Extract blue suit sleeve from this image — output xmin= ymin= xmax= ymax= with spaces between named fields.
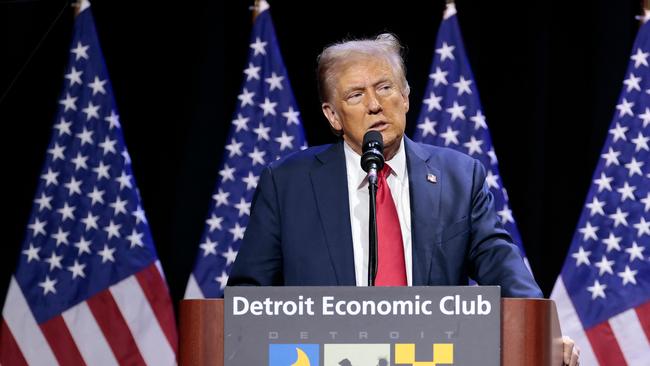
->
xmin=227 ymin=166 xmax=283 ymax=286
xmin=467 ymin=159 xmax=543 ymax=298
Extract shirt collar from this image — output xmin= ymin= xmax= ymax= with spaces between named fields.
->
xmin=343 ymin=137 xmax=407 ymax=191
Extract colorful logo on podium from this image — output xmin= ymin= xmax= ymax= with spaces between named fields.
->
xmin=324 ymin=344 xmax=390 ymax=365
xmin=269 ymin=344 xmax=319 ymax=366
xmin=395 ymin=343 xmax=454 ymax=365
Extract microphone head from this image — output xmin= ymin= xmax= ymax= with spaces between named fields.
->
xmin=361 ymin=131 xmax=385 ymax=173
xmin=362 ymin=130 xmax=383 ymax=152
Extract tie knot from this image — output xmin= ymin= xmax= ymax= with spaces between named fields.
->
xmin=379 ymin=164 xmax=392 ymax=180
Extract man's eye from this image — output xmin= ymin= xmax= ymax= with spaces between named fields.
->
xmin=377 ymin=85 xmax=393 ymax=95
xmin=347 ymin=93 xmax=362 ymax=102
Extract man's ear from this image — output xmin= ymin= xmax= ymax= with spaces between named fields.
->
xmin=403 ymin=93 xmax=410 ymax=113
xmin=322 ymin=102 xmax=342 ymax=133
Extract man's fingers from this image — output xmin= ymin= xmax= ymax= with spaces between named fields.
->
xmin=562 ymin=336 xmax=576 ymax=365
xmin=563 ymin=346 xmax=572 ymax=365
xmin=570 ymin=349 xmax=579 ymax=366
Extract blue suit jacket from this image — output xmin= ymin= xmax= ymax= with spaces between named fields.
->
xmin=228 ymin=138 xmax=542 ymax=298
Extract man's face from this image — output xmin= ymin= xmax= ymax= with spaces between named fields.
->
xmin=321 ymin=55 xmax=409 ymax=160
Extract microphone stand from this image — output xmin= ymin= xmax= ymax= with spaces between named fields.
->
xmin=367 ymin=165 xmax=378 ymax=287
xmin=361 ymin=130 xmax=383 ymax=287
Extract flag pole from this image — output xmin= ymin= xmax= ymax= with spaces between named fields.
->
xmin=252 ymin=0 xmax=260 ymax=22
xmin=72 ymin=0 xmax=90 ymax=17
xmin=640 ymin=0 xmax=650 ymax=24
xmin=252 ymin=0 xmax=269 ymax=22
xmin=72 ymin=1 xmax=83 ymax=17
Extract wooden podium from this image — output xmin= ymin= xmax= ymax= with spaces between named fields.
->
xmin=179 ymin=298 xmax=563 ymax=365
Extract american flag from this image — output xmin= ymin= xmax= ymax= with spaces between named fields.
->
xmin=184 ymin=0 xmax=306 ymax=299
xmin=413 ymin=2 xmax=531 ymax=268
xmin=0 ymin=2 xmax=177 ymax=365
xmin=550 ymin=14 xmax=650 ymax=366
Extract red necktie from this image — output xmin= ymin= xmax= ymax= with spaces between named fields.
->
xmin=374 ymin=164 xmax=407 ymax=286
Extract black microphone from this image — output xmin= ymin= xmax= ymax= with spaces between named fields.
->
xmin=361 ymin=130 xmax=384 ymax=286
xmin=361 ymin=130 xmax=385 ymax=185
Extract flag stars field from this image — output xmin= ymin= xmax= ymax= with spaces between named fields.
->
xmin=185 ymin=1 xmax=307 ymax=299
xmin=413 ymin=2 xmax=531 ymax=269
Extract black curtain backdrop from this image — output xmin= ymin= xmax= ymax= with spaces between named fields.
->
xmin=0 ymin=0 xmax=642 ymax=314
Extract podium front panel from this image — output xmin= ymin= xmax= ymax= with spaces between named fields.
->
xmin=224 ymin=286 xmax=500 ymax=365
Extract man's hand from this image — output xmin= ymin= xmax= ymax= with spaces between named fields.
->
xmin=562 ymin=335 xmax=580 ymax=366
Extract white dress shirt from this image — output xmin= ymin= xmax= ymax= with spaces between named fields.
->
xmin=343 ymin=138 xmax=413 ymax=286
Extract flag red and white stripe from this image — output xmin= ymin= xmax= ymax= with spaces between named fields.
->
xmin=2 ymin=262 xmax=177 ymax=366
xmin=552 ymin=278 xmax=650 ymax=365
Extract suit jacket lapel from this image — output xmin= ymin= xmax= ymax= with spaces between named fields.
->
xmin=405 ymin=138 xmax=443 ymax=286
xmin=310 ymin=142 xmax=356 ymax=285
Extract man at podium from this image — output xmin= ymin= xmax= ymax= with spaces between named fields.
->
xmin=229 ymin=33 xmax=539 ymax=296
xmin=228 ymin=34 xmax=578 ymax=365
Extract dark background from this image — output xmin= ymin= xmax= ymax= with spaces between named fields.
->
xmin=0 ymin=0 xmax=642 ymax=313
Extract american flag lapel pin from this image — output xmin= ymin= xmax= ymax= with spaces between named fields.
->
xmin=427 ymin=173 xmax=437 ymax=184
